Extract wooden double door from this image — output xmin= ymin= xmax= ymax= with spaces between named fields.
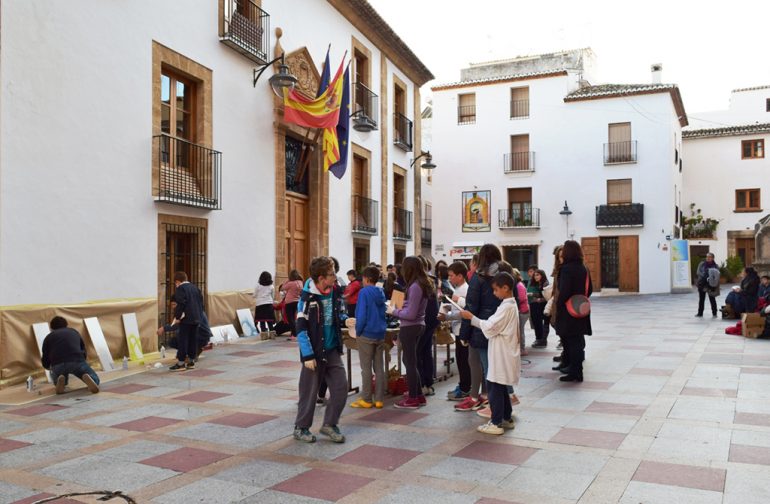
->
xmin=582 ymin=235 xmax=639 ymax=292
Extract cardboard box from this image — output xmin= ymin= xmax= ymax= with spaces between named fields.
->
xmin=390 ymin=289 xmax=405 ymax=310
xmin=741 ymin=313 xmax=765 ymax=339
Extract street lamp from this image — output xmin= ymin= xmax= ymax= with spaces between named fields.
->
xmin=559 ymin=200 xmax=572 ymax=239
xmin=410 ymin=151 xmax=436 ymax=170
xmin=253 ymin=53 xmax=298 ymax=97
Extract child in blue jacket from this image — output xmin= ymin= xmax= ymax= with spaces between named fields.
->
xmin=350 ymin=266 xmax=387 ymax=408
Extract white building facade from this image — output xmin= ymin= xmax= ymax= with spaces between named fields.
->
xmin=682 ymin=86 xmax=770 ymax=268
xmin=430 ymin=50 xmax=687 ymax=294
xmin=0 ymin=0 xmax=431 ymax=381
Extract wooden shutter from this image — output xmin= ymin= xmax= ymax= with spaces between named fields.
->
xmin=619 ymin=235 xmax=639 ymax=292
xmin=458 ymin=93 xmax=475 ymax=107
xmin=581 ymin=237 xmax=601 ymax=293
xmin=511 ymin=86 xmax=529 ymax=101
xmin=608 ymin=122 xmax=631 ymax=143
xmin=607 ymin=179 xmax=632 ymax=205
xmin=511 ymin=134 xmax=529 ymax=153
xmin=508 ymin=187 xmax=532 ymax=203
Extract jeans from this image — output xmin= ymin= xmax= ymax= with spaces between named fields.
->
xmin=477 ymin=347 xmax=512 ymax=394
xmin=518 ymin=312 xmax=530 ymax=351
xmin=487 ymin=380 xmax=512 ymax=426
xmin=468 ymin=345 xmax=487 ymax=398
xmin=51 ymin=361 xmax=100 ymax=386
xmin=400 ymin=324 xmax=425 ymax=398
xmin=530 ymin=302 xmax=546 ymax=341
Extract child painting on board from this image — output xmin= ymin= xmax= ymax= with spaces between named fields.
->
xmin=461 ymin=271 xmax=521 ymax=435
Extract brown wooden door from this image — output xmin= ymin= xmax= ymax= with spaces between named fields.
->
xmin=285 ymin=194 xmax=309 ymax=279
xmin=353 ymin=155 xmax=368 ymax=197
xmin=619 ymin=235 xmax=639 ymax=292
xmin=581 ymin=237 xmax=601 ymax=293
xmin=736 ymin=238 xmax=755 ymax=267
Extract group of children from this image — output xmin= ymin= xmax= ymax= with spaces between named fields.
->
xmin=289 ymin=253 xmax=525 ymax=443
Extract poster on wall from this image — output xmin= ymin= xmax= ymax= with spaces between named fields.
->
xmin=671 ymin=239 xmax=691 ymax=289
xmin=462 ymin=190 xmax=491 ymax=232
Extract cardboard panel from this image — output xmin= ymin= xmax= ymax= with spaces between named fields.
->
xmin=122 ymin=313 xmax=144 ymax=361
xmin=236 ymin=308 xmax=258 ymax=337
xmin=31 ymin=323 xmax=53 ymax=383
xmin=84 ymin=317 xmax=118 ymax=373
xmin=210 ymin=324 xmax=238 ymax=345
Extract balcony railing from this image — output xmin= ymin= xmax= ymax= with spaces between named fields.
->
xmin=421 ymin=219 xmax=432 ymax=248
xmin=221 ymin=0 xmax=269 ymax=64
xmin=351 ymin=195 xmax=378 ymax=235
xmin=596 ymin=203 xmax=644 ymax=227
xmin=498 ymin=208 xmax=540 ymax=228
xmin=154 ymin=134 xmax=222 ymax=210
xmin=503 ymin=152 xmax=535 ymax=173
xmin=604 ymin=141 xmax=638 ymax=164
xmin=457 ymin=105 xmax=476 ymax=125
xmin=393 ymin=207 xmax=413 ymax=240
xmin=510 ymin=99 xmax=529 ymax=119
xmin=352 ymin=82 xmax=379 ymax=132
xmin=394 ymin=112 xmax=413 ymax=151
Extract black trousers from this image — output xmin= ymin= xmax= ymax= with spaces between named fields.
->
xmin=698 ymin=290 xmax=717 ymax=316
xmin=530 ymin=302 xmax=546 ymax=341
xmin=455 ymin=338 xmax=470 ymax=393
xmin=400 ymin=324 xmax=425 ymax=398
xmin=417 ymin=324 xmax=435 ymax=388
xmin=563 ymin=334 xmax=585 ymax=377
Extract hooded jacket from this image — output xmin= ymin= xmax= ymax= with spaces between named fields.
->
xmin=296 ymin=278 xmax=346 ymax=362
xmin=355 ymin=285 xmax=387 ymax=339
xmin=459 ymin=262 xmax=503 ymax=349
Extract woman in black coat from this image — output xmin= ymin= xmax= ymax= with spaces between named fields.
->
xmin=555 ymin=240 xmax=593 ymax=382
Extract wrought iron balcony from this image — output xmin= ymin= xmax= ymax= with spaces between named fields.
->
xmin=421 ymin=219 xmax=432 ymax=247
xmin=596 ymin=203 xmax=644 ymax=227
xmin=394 ymin=113 xmax=413 ymax=152
xmin=154 ymin=134 xmax=222 ymax=210
xmin=220 ymin=0 xmax=269 ymax=64
xmin=352 ymin=82 xmax=379 ymax=132
xmin=457 ymin=105 xmax=476 ymax=125
xmin=510 ymin=99 xmax=529 ymax=119
xmin=352 ymin=195 xmax=378 ymax=235
xmin=604 ymin=141 xmax=638 ymax=164
xmin=498 ymin=208 xmax=540 ymax=229
xmin=503 ymin=152 xmax=535 ymax=173
xmin=393 ymin=207 xmax=413 ymax=240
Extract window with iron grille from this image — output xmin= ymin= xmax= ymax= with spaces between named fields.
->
xmin=159 ymin=221 xmax=208 ymax=345
xmin=458 ymin=93 xmax=476 ymax=124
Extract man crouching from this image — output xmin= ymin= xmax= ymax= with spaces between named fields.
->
xmin=293 ymin=256 xmax=348 ymax=443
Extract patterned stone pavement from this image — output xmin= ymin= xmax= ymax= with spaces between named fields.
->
xmin=2 ymin=291 xmax=770 ymax=503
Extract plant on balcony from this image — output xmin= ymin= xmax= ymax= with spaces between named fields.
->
xmin=682 ymin=203 xmax=718 ymax=239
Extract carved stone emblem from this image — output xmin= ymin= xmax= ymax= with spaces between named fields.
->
xmin=285 ymin=47 xmax=320 ymax=99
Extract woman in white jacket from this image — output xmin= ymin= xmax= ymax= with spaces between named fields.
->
xmin=461 ymin=271 xmax=521 ymax=435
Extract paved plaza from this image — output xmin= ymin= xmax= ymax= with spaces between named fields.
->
xmin=2 ymin=290 xmax=770 ymax=503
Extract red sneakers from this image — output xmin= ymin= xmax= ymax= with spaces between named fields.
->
xmin=454 ymin=396 xmax=480 ymax=412
xmin=394 ymin=397 xmax=421 ymax=409
xmin=417 ymin=395 xmax=427 ymax=407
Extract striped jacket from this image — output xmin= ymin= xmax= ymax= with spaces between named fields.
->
xmin=296 ymin=279 xmax=346 ymax=362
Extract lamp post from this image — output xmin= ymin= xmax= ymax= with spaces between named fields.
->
xmin=253 ymin=53 xmax=298 ymax=97
xmin=410 ymin=151 xmax=436 ymax=170
xmin=559 ymin=200 xmax=572 ymax=239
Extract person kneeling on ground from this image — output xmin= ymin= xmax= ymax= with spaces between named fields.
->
xmin=461 ymin=272 xmax=521 ymax=435
xmin=293 ymin=256 xmax=348 ymax=444
xmin=42 ymin=316 xmax=100 ymax=394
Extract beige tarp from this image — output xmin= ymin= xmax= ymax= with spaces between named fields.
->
xmin=0 ymin=298 xmax=157 ymax=387
xmin=0 ymin=290 xmax=256 ymax=387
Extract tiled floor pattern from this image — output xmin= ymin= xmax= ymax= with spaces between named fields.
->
xmin=3 ymin=291 xmax=770 ymax=502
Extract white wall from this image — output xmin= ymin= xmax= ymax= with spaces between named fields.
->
xmin=682 ymin=132 xmax=770 ymax=261
xmin=688 ymin=87 xmax=770 ymax=129
xmin=0 ymin=0 xmax=424 ymax=304
xmin=430 ymin=74 xmax=681 ymax=293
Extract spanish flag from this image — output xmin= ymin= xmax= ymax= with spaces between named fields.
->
xmin=283 ymin=59 xmax=344 ymax=129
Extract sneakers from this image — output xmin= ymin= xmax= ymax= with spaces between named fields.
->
xmin=169 ymin=363 xmax=186 ymax=372
xmin=374 ymin=401 xmax=384 ymax=409
xmin=293 ymin=427 xmax=316 ymax=443
xmin=447 ymin=385 xmax=469 ymax=401
xmin=510 ymin=394 xmax=520 ymax=406
xmin=350 ymin=398 xmax=373 ymax=408
xmin=185 ymin=361 xmax=195 ymax=370
xmin=422 ymin=386 xmax=435 ymax=396
xmin=454 ymin=396 xmax=481 ymax=412
xmin=521 ymin=348 xmax=529 ymax=356
xmin=476 ymin=407 xmax=492 ymax=418
xmin=501 ymin=418 xmax=516 ymax=430
xmin=316 ymin=397 xmax=326 ymax=405
xmin=417 ymin=395 xmax=427 ymax=407
xmin=319 ymin=424 xmax=345 ymax=443
xmin=475 ymin=397 xmax=489 ymax=411
xmin=394 ymin=397 xmax=421 ymax=409
xmin=55 ymin=375 xmax=66 ymax=395
xmin=531 ymin=340 xmax=547 ymax=349
xmin=477 ymin=421 xmax=504 ymax=435
xmin=82 ymin=374 xmax=99 ymax=394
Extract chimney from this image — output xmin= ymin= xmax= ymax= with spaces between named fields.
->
xmin=651 ymin=63 xmax=662 ymax=84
